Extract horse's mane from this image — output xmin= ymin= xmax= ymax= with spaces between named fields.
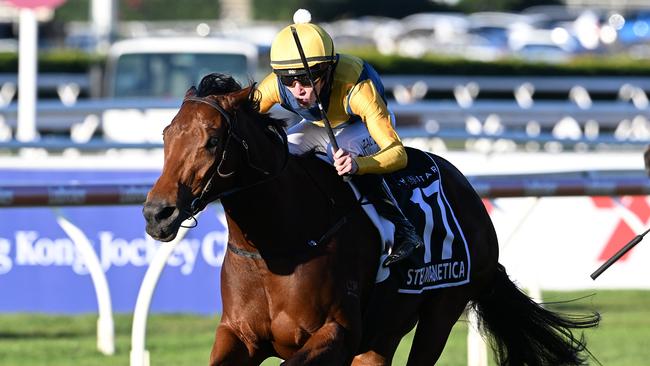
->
xmin=197 ymin=73 xmax=286 ymax=132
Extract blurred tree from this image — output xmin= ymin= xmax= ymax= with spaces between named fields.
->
xmin=456 ymin=0 xmax=562 ymax=13
xmin=119 ymin=0 xmax=220 ymax=20
xmin=55 ymin=0 xmax=89 ymax=21
xmin=252 ymin=0 xmax=302 ymax=21
xmin=54 ymin=0 xmax=564 ymax=23
xmin=55 ymin=0 xmax=220 ymax=21
xmin=253 ymin=0 xmax=452 ymax=21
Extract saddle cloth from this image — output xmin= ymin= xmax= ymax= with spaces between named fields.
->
xmin=352 ymin=148 xmax=472 ymax=294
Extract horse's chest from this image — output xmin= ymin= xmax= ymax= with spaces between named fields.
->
xmin=265 ymin=272 xmax=333 ymax=348
xmin=223 ymin=246 xmax=339 ymax=350
xmin=269 ymin=311 xmax=316 ymax=348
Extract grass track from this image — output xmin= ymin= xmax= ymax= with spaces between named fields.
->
xmin=0 ymin=290 xmax=648 ymax=365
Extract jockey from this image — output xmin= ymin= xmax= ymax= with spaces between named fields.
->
xmin=256 ymin=10 xmax=424 ymax=267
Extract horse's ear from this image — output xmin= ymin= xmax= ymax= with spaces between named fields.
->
xmin=224 ymin=86 xmax=254 ymax=109
xmin=185 ymin=86 xmax=197 ymax=98
xmin=247 ymin=83 xmax=257 ymax=100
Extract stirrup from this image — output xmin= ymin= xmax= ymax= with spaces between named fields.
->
xmin=382 ymin=240 xmax=422 ymax=267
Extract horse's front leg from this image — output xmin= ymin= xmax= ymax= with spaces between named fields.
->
xmin=209 ymin=323 xmax=264 ymax=366
xmin=282 ymin=321 xmax=356 ymax=366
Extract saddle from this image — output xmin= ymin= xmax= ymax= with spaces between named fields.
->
xmin=374 ymin=148 xmax=472 ymax=293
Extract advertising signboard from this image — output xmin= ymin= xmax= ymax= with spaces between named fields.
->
xmin=2 ymin=167 xmax=649 ymax=315
xmin=0 ymin=169 xmax=228 ymax=314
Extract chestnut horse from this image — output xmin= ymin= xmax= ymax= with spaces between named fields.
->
xmin=143 ymin=74 xmax=599 ymax=365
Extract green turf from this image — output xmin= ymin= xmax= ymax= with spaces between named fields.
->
xmin=0 ymin=290 xmax=648 ymax=365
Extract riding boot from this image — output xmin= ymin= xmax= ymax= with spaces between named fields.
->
xmin=352 ymin=174 xmax=424 ymax=267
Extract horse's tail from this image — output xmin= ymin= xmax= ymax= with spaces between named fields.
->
xmin=471 ymin=263 xmax=600 ymax=366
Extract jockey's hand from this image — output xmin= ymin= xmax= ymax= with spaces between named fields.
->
xmin=333 ymin=148 xmax=358 ymax=176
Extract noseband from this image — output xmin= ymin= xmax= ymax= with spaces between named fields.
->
xmin=181 ymin=95 xmax=288 ymax=224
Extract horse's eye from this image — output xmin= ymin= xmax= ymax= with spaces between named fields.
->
xmin=207 ymin=136 xmax=219 ymax=148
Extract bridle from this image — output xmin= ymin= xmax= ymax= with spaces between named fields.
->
xmin=180 ymin=94 xmax=359 ymax=255
xmin=181 ymin=94 xmax=289 ymax=226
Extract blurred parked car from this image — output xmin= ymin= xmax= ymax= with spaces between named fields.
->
xmin=0 ymin=38 xmax=17 ymax=52
xmin=466 ymin=12 xmax=538 ymax=60
xmin=523 ymin=6 xmax=603 ymax=52
xmin=510 ymin=29 xmax=576 ymax=63
xmin=327 ymin=16 xmax=390 ymax=51
xmin=617 ymin=11 xmax=650 ymax=45
xmin=392 ymin=13 xmax=469 ymax=57
xmin=103 ymin=36 xmax=258 ymax=99
xmin=0 ymin=21 xmax=17 ymax=52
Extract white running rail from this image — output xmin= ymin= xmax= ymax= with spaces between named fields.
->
xmin=129 ymin=213 xmax=200 ymax=366
xmin=55 ymin=209 xmax=115 ymax=355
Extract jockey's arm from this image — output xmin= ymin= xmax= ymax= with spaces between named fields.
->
xmin=256 ymin=73 xmax=281 ymax=113
xmin=347 ymin=79 xmax=407 ymax=175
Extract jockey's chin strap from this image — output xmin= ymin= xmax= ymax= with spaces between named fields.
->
xmin=180 ymin=95 xmax=289 ymax=227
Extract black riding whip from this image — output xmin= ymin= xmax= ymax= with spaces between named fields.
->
xmin=591 ymin=227 xmax=650 ymax=280
xmin=289 ymin=26 xmax=338 ymax=151
xmin=289 ymin=26 xmax=351 ymax=181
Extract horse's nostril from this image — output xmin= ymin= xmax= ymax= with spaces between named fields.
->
xmin=143 ymin=202 xmax=177 ymax=224
xmin=155 ymin=206 xmax=176 ymax=221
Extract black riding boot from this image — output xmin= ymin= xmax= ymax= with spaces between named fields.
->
xmin=353 ymin=174 xmax=424 ymax=267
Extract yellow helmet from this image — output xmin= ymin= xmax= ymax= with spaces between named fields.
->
xmin=270 ymin=22 xmax=335 ymax=71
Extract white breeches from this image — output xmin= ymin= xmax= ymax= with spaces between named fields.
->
xmin=287 ymin=112 xmax=395 ymax=162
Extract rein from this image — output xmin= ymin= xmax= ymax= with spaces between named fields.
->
xmin=178 ymin=94 xmax=360 ymax=259
xmin=180 ymin=95 xmax=289 ymax=227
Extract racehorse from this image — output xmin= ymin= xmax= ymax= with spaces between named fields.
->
xmin=143 ymin=73 xmax=600 ymax=366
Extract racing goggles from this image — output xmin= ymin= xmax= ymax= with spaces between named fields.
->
xmin=275 ymin=63 xmax=330 ymax=87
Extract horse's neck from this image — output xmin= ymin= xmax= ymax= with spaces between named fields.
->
xmin=221 ymin=155 xmax=355 ymax=250
xmin=222 ymin=157 xmax=321 ymax=225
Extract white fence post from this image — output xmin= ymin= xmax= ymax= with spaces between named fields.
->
xmin=16 ymin=8 xmax=37 ymax=142
xmin=467 ymin=308 xmax=488 ymax=366
xmin=129 ymin=214 xmax=199 ymax=366
xmin=55 ymin=210 xmax=115 ymax=355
